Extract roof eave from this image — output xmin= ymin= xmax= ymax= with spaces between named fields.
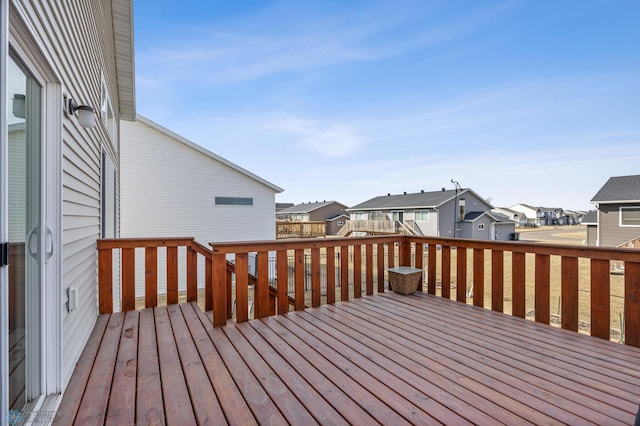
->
xmin=112 ymin=0 xmax=136 ymax=120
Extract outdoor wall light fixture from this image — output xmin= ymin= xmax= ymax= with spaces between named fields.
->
xmin=66 ymin=95 xmax=96 ymax=128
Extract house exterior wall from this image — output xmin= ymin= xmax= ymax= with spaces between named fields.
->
xmin=8 ymin=0 xmax=128 ymax=388
xmin=495 ymin=223 xmax=516 ymax=241
xmin=326 ymin=215 xmax=348 ymax=236
xmin=413 ymin=209 xmax=439 ymax=236
xmin=309 ymin=203 xmax=348 ymax=222
xmin=587 ymin=225 xmax=597 ymax=246
xmin=597 ymin=204 xmax=640 ymax=247
xmin=121 ymin=119 xmax=278 ymax=293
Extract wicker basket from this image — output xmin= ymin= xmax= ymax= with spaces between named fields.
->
xmin=388 ymin=267 xmax=423 ymax=295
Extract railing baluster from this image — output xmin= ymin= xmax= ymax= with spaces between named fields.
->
xmin=377 ymin=243 xmax=385 ymax=293
xmin=122 ymin=247 xmax=136 ymax=311
xmin=535 ymin=254 xmax=550 ymax=324
xmin=205 ymin=255 xmax=212 ymax=312
xmin=294 ymin=249 xmax=305 ymax=310
xmin=276 ymin=250 xmax=289 ymax=313
xmin=311 ymin=247 xmax=321 ymax=306
xmin=187 ymin=246 xmax=197 ymax=302
xmin=442 ymin=246 xmax=451 ymax=299
xmin=625 ymin=261 xmax=640 ymax=347
xmin=427 ymin=243 xmax=436 ymax=295
xmin=145 ymin=247 xmax=158 ymax=308
xmin=561 ymin=256 xmax=579 ymax=332
xmin=512 ymin=252 xmax=526 ymax=318
xmin=590 ymin=258 xmax=610 ymax=338
xmin=227 ymin=268 xmax=233 ymax=319
xmin=414 ymin=243 xmax=423 ymax=292
xmin=365 ymin=244 xmax=374 ymax=295
xmin=491 ymin=250 xmax=504 ymax=313
xmin=98 ymin=247 xmax=113 ymax=314
xmin=340 ymin=245 xmax=349 ymax=301
xmin=256 ymin=251 xmax=269 ymax=318
xmin=473 ymin=248 xmax=484 ymax=307
xmin=235 ymin=253 xmax=249 ymax=323
xmin=353 ymin=244 xmax=362 ymax=298
xmin=388 ymin=242 xmax=395 ymax=270
xmin=326 ymin=247 xmax=336 ymax=303
xmin=456 ymin=247 xmax=467 ymax=303
xmin=212 ymin=253 xmax=227 ymax=327
xmin=166 ymin=246 xmax=178 ymax=304
xmin=399 ymin=239 xmax=411 ymax=266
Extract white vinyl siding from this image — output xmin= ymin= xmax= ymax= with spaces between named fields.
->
xmin=120 ymin=119 xmax=279 ymax=296
xmin=11 ymin=0 xmax=125 ymax=388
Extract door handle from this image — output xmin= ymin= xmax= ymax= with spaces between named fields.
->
xmin=27 ymin=226 xmax=38 ymax=260
xmin=45 ymin=224 xmax=54 ymax=261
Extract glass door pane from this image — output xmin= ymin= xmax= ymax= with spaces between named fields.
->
xmin=7 ymin=54 xmax=42 ymax=410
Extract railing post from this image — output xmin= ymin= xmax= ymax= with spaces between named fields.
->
xmin=512 ymin=252 xmax=526 ymax=318
xmin=376 ymin=243 xmax=385 ymax=293
xmin=427 ymin=243 xmax=437 ymax=295
xmin=187 ymin=245 xmax=197 ymax=302
xmin=276 ymin=250 xmax=289 ymax=313
xmin=625 ymin=261 xmax=640 ymax=347
xmin=226 ymin=268 xmax=233 ymax=319
xmin=98 ymin=246 xmax=113 ymax=314
xmin=326 ymin=247 xmax=336 ymax=303
xmin=534 ymin=254 xmax=550 ymax=324
xmin=235 ymin=253 xmax=249 ymax=323
xmin=365 ymin=244 xmax=374 ymax=295
xmin=205 ymin=254 xmax=212 ymax=312
xmin=212 ymin=252 xmax=227 ymax=327
xmin=442 ymin=246 xmax=451 ymax=299
xmin=353 ymin=244 xmax=362 ymax=298
xmin=590 ymin=259 xmax=610 ymax=338
xmin=167 ymin=246 xmax=178 ymax=304
xmin=255 ymin=251 xmax=269 ymax=318
xmin=340 ymin=245 xmax=349 ymax=301
xmin=122 ymin=247 xmax=136 ymax=311
xmin=491 ymin=250 xmax=504 ymax=313
xmin=415 ymin=242 xmax=423 ymax=292
xmin=456 ymin=246 xmax=467 ymax=303
xmin=311 ymin=248 xmax=321 ymax=306
xmin=399 ymin=237 xmax=411 ymax=266
xmin=145 ymin=247 xmax=158 ymax=308
xmin=473 ymin=248 xmax=484 ymax=307
xmin=294 ymin=249 xmax=305 ymax=310
xmin=561 ymin=256 xmax=579 ymax=332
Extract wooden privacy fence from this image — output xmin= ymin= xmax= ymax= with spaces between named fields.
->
xmin=97 ymin=235 xmax=640 ymax=347
xmin=276 ymin=221 xmax=326 ymax=239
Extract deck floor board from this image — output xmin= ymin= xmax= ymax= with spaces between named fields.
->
xmin=56 ymin=293 xmax=640 ymax=425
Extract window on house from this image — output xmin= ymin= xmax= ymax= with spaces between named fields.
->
xmin=101 ymin=77 xmax=116 ymax=148
xmin=215 ymin=196 xmax=253 ymax=206
xmin=337 ymin=221 xmax=344 ymax=226
xmin=415 ymin=210 xmax=429 ymax=221
xmin=352 ymin=212 xmax=366 ymax=220
xmin=391 ymin=211 xmax=404 ymax=222
xmin=620 ymin=207 xmax=640 ymax=226
xmin=371 ymin=211 xmax=385 ymax=220
xmin=478 ymin=223 xmax=485 ymax=230
xmin=101 ymin=152 xmax=117 ymax=238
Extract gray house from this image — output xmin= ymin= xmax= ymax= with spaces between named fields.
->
xmin=276 ymin=201 xmax=349 ymax=235
xmin=345 ymin=188 xmax=515 ymax=241
xmin=591 ymin=175 xmax=640 ymax=247
xmin=582 ymin=210 xmax=597 ymax=246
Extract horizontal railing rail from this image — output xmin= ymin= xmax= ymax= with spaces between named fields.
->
xmin=97 ymin=235 xmax=640 ymax=347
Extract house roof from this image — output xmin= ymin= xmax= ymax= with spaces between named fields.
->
xmin=327 ymin=213 xmax=350 ymax=221
xmin=591 ymin=175 xmax=640 ymax=203
xmin=136 ymin=115 xmax=283 ymax=193
xmin=112 ymin=0 xmax=136 ymax=120
xmin=278 ymin=201 xmax=347 ymax=214
xmin=348 ymin=188 xmax=492 ymax=211
xmin=462 ymin=211 xmax=514 ymax=223
xmin=582 ymin=210 xmax=597 ymax=225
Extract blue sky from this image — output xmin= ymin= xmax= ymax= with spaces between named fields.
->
xmin=133 ymin=0 xmax=640 ymax=210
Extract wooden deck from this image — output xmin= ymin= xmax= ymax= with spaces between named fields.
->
xmin=55 ymin=292 xmax=640 ymax=425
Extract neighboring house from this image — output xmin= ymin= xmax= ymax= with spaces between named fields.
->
xmin=1 ymin=0 xmax=134 ymax=418
xmin=276 ymin=202 xmax=294 ymax=212
xmin=591 ymin=174 xmax=640 ymax=247
xmin=327 ymin=213 xmax=350 ymax=236
xmin=492 ymin=207 xmax=528 ymax=227
xmin=276 ymin=201 xmax=349 ymax=236
xmin=510 ymin=204 xmax=565 ymax=227
xmin=121 ymin=116 xmax=283 ymax=290
xmin=563 ymin=210 xmax=586 ymax=225
xmin=582 ymin=210 xmax=597 ymax=246
xmin=345 ymin=188 xmax=514 ymax=240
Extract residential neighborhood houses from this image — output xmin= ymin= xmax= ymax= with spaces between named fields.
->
xmin=590 ymin=174 xmax=640 ymax=248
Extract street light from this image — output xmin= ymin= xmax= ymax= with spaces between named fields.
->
xmin=451 ymin=179 xmax=462 ymax=238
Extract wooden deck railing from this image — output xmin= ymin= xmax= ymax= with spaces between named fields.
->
xmin=97 ymin=235 xmax=640 ymax=347
xmin=276 ymin=221 xmax=326 ymax=239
